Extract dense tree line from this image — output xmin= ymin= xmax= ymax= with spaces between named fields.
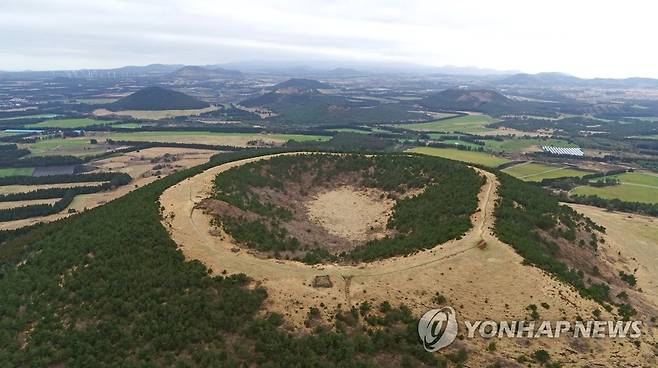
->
xmin=0 ymin=148 xmax=459 ymax=367
xmin=566 ymin=194 xmax=658 ymax=217
xmin=0 ymin=172 xmax=131 ymax=186
xmin=539 ymin=169 xmax=630 ymax=191
xmin=0 ymin=191 xmax=75 ymax=222
xmin=426 ymin=141 xmax=486 ymax=152
xmin=0 ymin=173 xmax=131 ymax=203
xmin=105 ymin=139 xmax=247 ymax=152
xmin=0 ymin=144 xmax=30 ymax=160
xmin=0 ymin=155 xmax=84 ymax=168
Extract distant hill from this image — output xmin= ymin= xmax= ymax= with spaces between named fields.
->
xmin=421 ymin=89 xmax=513 ymax=112
xmin=240 ymin=82 xmax=426 ymax=126
xmin=108 ymin=86 xmax=210 ymax=111
xmin=242 ymin=79 xmax=332 ymax=107
xmin=496 ymin=72 xmax=658 ymax=89
xmin=495 ymin=72 xmax=584 ymax=87
xmin=169 ymin=66 xmax=242 ymax=79
xmin=420 ymin=88 xmax=562 ymax=117
xmin=271 ymin=78 xmax=332 ymax=90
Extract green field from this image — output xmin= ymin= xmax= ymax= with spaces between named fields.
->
xmin=571 ymin=172 xmax=658 ymax=203
xmin=396 ymin=114 xmax=499 ymax=134
xmin=0 ymin=168 xmax=34 ymax=177
xmin=407 ymin=147 xmax=509 ymax=167
xmin=105 ymin=131 xmax=331 ymax=145
xmin=327 ymin=128 xmax=370 ymax=134
xmin=0 ymin=114 xmax=58 ymax=121
xmin=23 ymin=137 xmax=108 ymax=157
xmin=502 ymin=162 xmax=589 ymax=181
xmin=27 ymin=118 xmax=115 ymax=129
xmin=112 ymin=123 xmax=141 ymax=129
xmin=484 ymin=138 xmax=576 ymax=153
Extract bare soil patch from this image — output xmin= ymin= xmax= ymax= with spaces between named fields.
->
xmin=305 ymin=186 xmax=393 ymax=242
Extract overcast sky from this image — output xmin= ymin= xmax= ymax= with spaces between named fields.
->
xmin=1 ymin=0 xmax=657 ymax=78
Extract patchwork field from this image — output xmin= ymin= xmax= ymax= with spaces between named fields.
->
xmin=93 ymin=106 xmax=219 ymax=120
xmin=502 ymin=161 xmax=589 ymax=181
xmin=0 ymin=181 xmax=107 ymax=195
xmin=0 ymin=198 xmax=60 ymax=210
xmin=484 ymin=138 xmax=577 ymax=153
xmin=397 ymin=114 xmax=499 ymax=134
xmin=571 ymin=172 xmax=658 ymax=203
xmin=21 ymin=137 xmax=112 ymax=157
xmin=0 ymin=114 xmax=58 ymax=121
xmin=407 ymin=146 xmax=509 ymax=167
xmin=0 ymin=147 xmax=217 ymax=230
xmin=27 ymin=118 xmax=116 ymax=129
xmin=0 ymin=168 xmax=34 ymax=177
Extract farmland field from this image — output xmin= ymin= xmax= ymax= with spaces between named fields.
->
xmin=571 ymin=171 xmax=658 ymax=203
xmin=112 ymin=123 xmax=141 ymax=129
xmin=484 ymin=138 xmax=577 ymax=153
xmin=103 ymin=131 xmax=331 ymax=146
xmin=502 ymin=162 xmax=589 ymax=181
xmin=625 ymin=116 xmax=658 ymax=122
xmin=407 ymin=146 xmax=509 ymax=167
xmin=93 ymin=106 xmax=219 ymax=120
xmin=22 ymin=137 xmax=111 ymax=157
xmin=0 ymin=168 xmax=34 ymax=177
xmin=27 ymin=118 xmax=116 ymax=129
xmin=327 ymin=128 xmax=370 ymax=134
xmin=396 ymin=114 xmax=499 ymax=134
xmin=0 ymin=114 xmax=58 ymax=121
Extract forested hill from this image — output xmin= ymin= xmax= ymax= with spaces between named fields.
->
xmin=107 ymin=86 xmax=210 ymax=111
xmin=420 ymin=88 xmax=557 ymax=116
xmin=272 ymin=78 xmax=331 ymax=90
xmin=0 ymin=149 xmax=448 ymax=367
xmin=420 ymin=89 xmax=513 ymax=113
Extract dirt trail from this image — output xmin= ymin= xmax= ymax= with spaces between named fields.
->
xmin=160 ymin=153 xmax=655 ymax=366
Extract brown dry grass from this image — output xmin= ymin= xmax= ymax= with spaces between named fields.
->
xmin=93 ymin=106 xmax=219 ymax=120
xmin=0 ymin=198 xmax=60 ymax=210
xmin=0 ymin=182 xmax=106 ymax=195
xmin=160 ymin=153 xmax=657 ymax=366
xmin=569 ymin=204 xmax=658 ymax=312
xmin=0 ymin=147 xmax=216 ymax=230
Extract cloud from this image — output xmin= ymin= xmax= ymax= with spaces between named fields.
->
xmin=1 ymin=0 xmax=657 ymax=78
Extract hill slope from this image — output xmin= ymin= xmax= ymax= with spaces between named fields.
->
xmin=108 ymin=86 xmax=210 ymax=111
xmin=271 ymin=78 xmax=332 ymax=90
xmin=421 ymin=89 xmax=513 ymax=112
xmin=169 ymin=66 xmax=242 ymax=79
xmin=241 ymin=78 xmax=426 ymax=125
